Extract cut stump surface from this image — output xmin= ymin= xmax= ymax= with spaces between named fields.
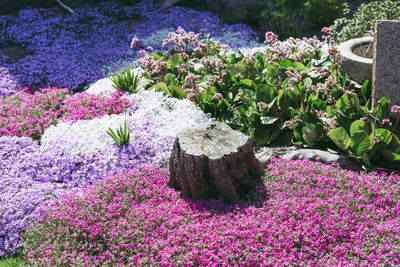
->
xmin=169 ymin=121 xmax=263 ymax=203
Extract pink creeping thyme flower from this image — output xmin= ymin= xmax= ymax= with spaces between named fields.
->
xmin=24 ymin=160 xmax=400 ymax=266
xmin=146 ymin=46 xmax=153 ymax=51
xmin=60 ymin=91 xmax=131 ymax=122
xmin=0 ymin=87 xmax=69 ymax=140
xmin=361 ymin=116 xmax=369 ymax=122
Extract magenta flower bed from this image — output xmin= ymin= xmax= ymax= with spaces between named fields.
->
xmin=24 ymin=160 xmax=400 ymax=266
xmin=0 ymin=88 xmax=131 ymax=140
xmin=60 ymin=91 xmax=131 ymax=122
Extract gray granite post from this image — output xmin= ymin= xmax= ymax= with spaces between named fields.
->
xmin=372 ymin=20 xmax=400 ymax=108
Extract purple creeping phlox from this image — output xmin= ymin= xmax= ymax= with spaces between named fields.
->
xmin=0 ymin=114 xmax=172 ymax=256
xmin=24 ymin=160 xmax=400 ymax=266
xmin=0 ymin=1 xmax=258 ymax=90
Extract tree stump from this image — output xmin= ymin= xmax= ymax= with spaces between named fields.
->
xmin=169 ymin=121 xmax=263 ymax=203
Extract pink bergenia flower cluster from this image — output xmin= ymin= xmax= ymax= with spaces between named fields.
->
xmin=265 ymin=34 xmax=324 ymax=64
xmin=162 ymin=26 xmax=207 ymax=56
xmin=0 ymin=87 xmax=68 ymax=140
xmin=183 ymin=73 xmax=201 ymax=101
xmin=285 ymin=70 xmax=307 ymax=84
xmin=25 ymin=160 xmax=400 ymax=266
xmin=60 ymin=91 xmax=131 ymax=122
xmin=136 ymin=55 xmax=167 ymax=82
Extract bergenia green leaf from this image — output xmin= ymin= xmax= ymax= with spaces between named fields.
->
xmin=351 ymin=130 xmax=370 ymax=156
xmin=327 ymin=127 xmax=351 ymax=152
xmin=260 ymin=116 xmax=279 ymax=125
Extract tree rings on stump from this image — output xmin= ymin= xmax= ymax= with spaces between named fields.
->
xmin=169 ymin=121 xmax=263 ymax=203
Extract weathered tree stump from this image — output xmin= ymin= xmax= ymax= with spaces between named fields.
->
xmin=169 ymin=121 xmax=263 ymax=203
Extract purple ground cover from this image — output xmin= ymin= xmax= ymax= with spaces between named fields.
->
xmin=0 ymin=0 xmax=259 ymax=92
xmin=0 ymin=113 xmax=173 ymax=256
xmin=23 ymin=160 xmax=400 ymax=265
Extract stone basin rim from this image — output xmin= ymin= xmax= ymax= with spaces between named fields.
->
xmin=338 ymin=36 xmax=373 ymax=64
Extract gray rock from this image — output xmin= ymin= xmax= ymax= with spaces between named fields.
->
xmin=255 ymin=146 xmax=361 ymax=171
xmin=372 ymin=20 xmax=400 ymax=108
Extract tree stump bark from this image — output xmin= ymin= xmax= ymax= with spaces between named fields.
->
xmin=169 ymin=121 xmax=263 ymax=203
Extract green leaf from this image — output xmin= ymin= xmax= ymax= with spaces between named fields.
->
xmin=374 ymin=97 xmax=390 ymax=120
xmin=240 ymin=79 xmax=253 ymax=87
xmin=302 ymin=124 xmax=318 ymax=145
xmin=277 ymin=90 xmax=292 ymax=114
xmin=280 ymin=59 xmax=294 ymax=68
xmin=351 ymin=130 xmax=370 ymax=156
xmin=260 ymin=116 xmax=279 ymax=125
xmin=311 ymin=98 xmax=326 ymax=110
xmin=256 ymin=84 xmax=275 ymax=103
xmin=389 ymin=134 xmax=400 ymax=153
xmin=230 ymin=62 xmax=247 ymax=75
xmin=361 ymin=79 xmax=371 ymax=101
xmin=327 ymin=127 xmax=351 ymax=151
xmin=164 ymin=73 xmax=177 ymax=86
xmin=170 ymin=84 xmax=186 ymax=99
xmin=302 ymin=77 xmax=312 ymax=87
xmin=255 ymin=127 xmax=270 ymax=146
xmin=292 ymin=62 xmax=309 ymax=72
xmin=375 ymin=128 xmax=392 ymax=145
xmin=381 ymin=150 xmax=400 ymax=162
xmin=149 ymin=82 xmax=170 ymax=96
xmin=167 ymin=54 xmax=184 ymax=69
xmin=350 ymin=120 xmax=367 ymax=137
xmin=336 ymin=94 xmax=350 ymax=113
xmin=350 ymin=93 xmax=361 ymax=112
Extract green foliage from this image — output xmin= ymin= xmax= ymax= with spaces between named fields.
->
xmin=326 ymin=96 xmax=400 ymax=168
xmin=139 ymin=29 xmax=400 ymax=171
xmin=110 ymin=66 xmax=141 ymax=93
xmin=304 ymin=0 xmax=348 ymax=28
xmin=331 ymin=0 xmax=400 ymax=42
xmin=260 ymin=0 xmax=306 ymax=40
xmin=0 ymin=254 xmax=26 ymax=267
xmin=106 ymin=120 xmax=130 ymax=147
